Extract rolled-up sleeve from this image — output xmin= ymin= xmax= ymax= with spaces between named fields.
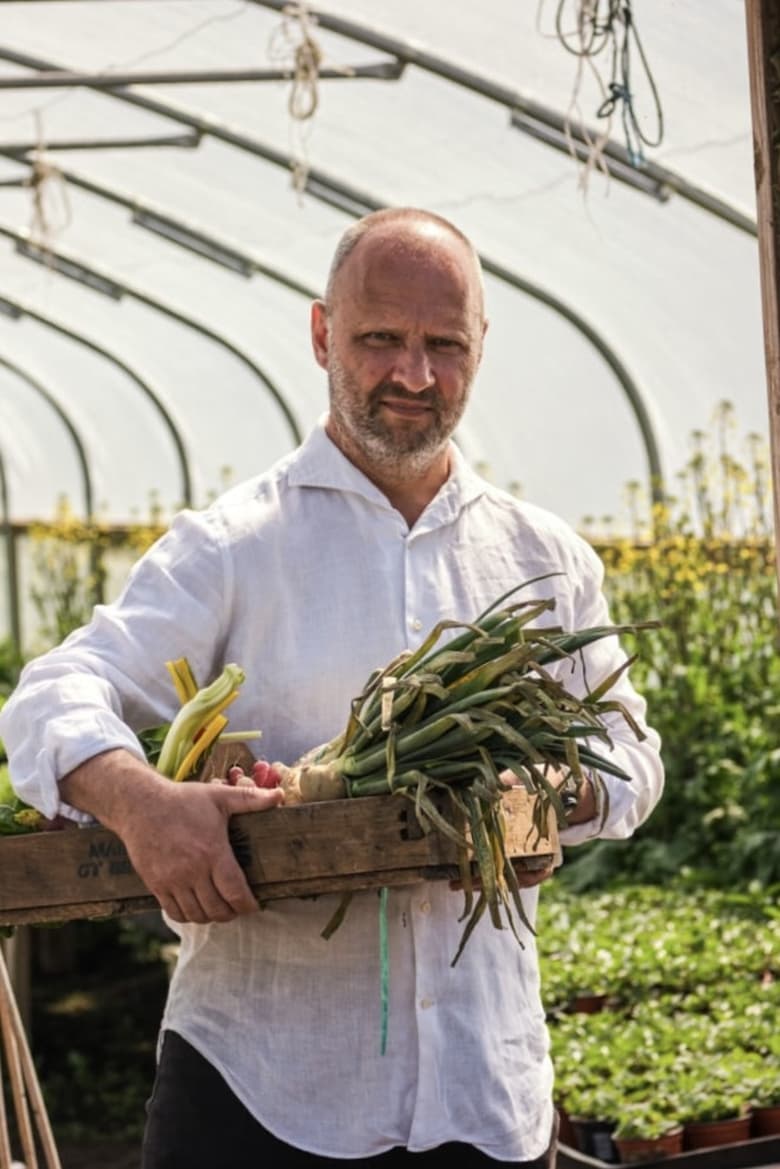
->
xmin=554 ymin=539 xmax=664 ymax=847
xmin=0 ymin=508 xmax=230 ymax=821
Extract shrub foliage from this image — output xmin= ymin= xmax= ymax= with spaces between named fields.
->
xmin=575 ymin=408 xmax=780 ymax=887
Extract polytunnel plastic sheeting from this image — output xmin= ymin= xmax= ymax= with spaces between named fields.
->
xmin=0 ymin=244 xmax=309 ymax=447
xmin=453 ymin=270 xmax=652 ymax=524
xmin=0 ymin=249 xmax=307 ymax=519
xmin=0 ymin=352 xmax=85 ymax=518
xmin=0 ymin=306 xmax=187 ymax=519
xmin=0 ymin=0 xmax=769 ymax=536
xmin=315 ymin=0 xmax=757 ymax=212
xmin=0 ymin=148 xmax=659 ymax=517
xmin=0 ymin=200 xmax=656 ymax=521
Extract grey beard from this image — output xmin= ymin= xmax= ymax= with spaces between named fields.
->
xmin=349 ymin=418 xmax=450 ymax=476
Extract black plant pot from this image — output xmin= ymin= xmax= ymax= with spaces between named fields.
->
xmin=571 ymin=1117 xmax=619 ymax=1163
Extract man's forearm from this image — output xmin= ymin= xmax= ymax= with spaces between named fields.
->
xmin=59 ymin=747 xmax=171 ymax=831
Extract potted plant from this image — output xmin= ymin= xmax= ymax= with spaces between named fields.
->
xmin=677 ymin=1075 xmax=752 ymax=1151
xmin=562 ymin=1081 xmax=620 ymax=1163
xmin=612 ymin=1099 xmax=684 ymax=1164
xmin=747 ymin=1068 xmax=780 ymax=1137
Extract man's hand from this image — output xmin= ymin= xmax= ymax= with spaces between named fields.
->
xmin=505 ymin=765 xmax=598 ymax=826
xmin=448 ymin=766 xmax=598 ymax=894
xmin=553 ymin=769 xmax=599 ymax=825
xmin=508 ymin=855 xmax=557 ymax=888
xmin=60 ymin=748 xmax=284 ymax=924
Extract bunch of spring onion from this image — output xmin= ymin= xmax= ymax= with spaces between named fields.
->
xmin=271 ymin=578 xmax=656 ymax=961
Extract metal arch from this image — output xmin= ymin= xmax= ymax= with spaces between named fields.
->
xmin=12 ymin=154 xmax=665 ymax=490
xmin=480 ymin=258 xmax=663 ymax=496
xmin=0 ymin=351 xmax=96 ymax=649
xmin=249 ymin=0 xmax=757 ymax=238
xmin=0 ymin=223 xmax=303 ymax=447
xmin=0 ymin=62 xmax=406 ymax=89
xmin=0 ymin=150 xmax=320 ymax=302
xmin=0 ymin=290 xmax=195 ymax=508
xmin=0 ymin=45 xmax=663 ymax=488
xmin=0 ymin=73 xmax=304 ymax=446
xmin=0 ymin=352 xmax=95 ymax=518
xmin=0 ymin=441 xmax=21 ymax=649
xmin=0 ymin=5 xmax=755 ymax=234
xmin=3 ymin=153 xmax=664 ymax=491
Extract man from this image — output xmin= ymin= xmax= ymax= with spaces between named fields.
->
xmin=0 ymin=208 xmax=663 ymax=1167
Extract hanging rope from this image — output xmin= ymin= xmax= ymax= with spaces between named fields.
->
xmin=537 ymin=1 xmax=664 ymax=188
xmin=23 ymin=113 xmax=70 ymax=253
xmin=268 ymin=3 xmax=327 ymax=198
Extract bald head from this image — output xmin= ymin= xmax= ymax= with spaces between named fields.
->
xmin=311 ymin=207 xmax=488 ymax=500
xmin=325 ymin=207 xmax=485 ymax=322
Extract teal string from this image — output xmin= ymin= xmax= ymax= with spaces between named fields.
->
xmin=379 ymin=886 xmax=389 ymax=1055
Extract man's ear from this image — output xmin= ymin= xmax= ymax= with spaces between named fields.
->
xmin=476 ymin=317 xmax=489 ymax=367
xmin=311 ymin=300 xmax=329 ymax=370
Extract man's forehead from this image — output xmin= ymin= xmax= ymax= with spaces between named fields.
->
xmin=335 ymin=225 xmax=483 ymax=315
xmin=352 ymin=224 xmax=472 ymax=274
xmin=348 ymin=299 xmax=480 ymax=335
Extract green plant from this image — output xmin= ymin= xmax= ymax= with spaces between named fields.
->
xmin=612 ymin=1098 xmax=683 ymax=1141
xmin=559 ymin=1078 xmax=621 ymax=1126
xmin=0 ymin=639 xmax=22 ymax=695
xmin=747 ymin=1072 xmax=780 ymax=1110
xmin=541 ymin=881 xmax=779 ymax=1132
xmin=570 ymin=413 xmax=780 ymax=891
xmin=0 ymin=762 xmax=43 ymax=834
xmin=674 ymin=1069 xmax=753 ymax=1124
xmin=27 ymin=497 xmax=109 ymax=648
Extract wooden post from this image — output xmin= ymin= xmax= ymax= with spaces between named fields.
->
xmin=0 ymin=932 xmax=31 ymax=1038
xmin=746 ymin=1 xmax=780 ymax=590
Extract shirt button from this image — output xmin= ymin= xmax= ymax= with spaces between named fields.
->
xmin=419 ymin=900 xmax=431 ymax=915
xmin=419 ymin=997 xmax=434 ymax=1010
xmin=409 ymin=618 xmax=423 ymax=631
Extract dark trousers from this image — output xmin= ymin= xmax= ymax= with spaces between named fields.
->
xmin=142 ymin=1031 xmax=558 ymax=1168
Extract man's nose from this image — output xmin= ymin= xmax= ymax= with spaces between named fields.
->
xmin=391 ymin=343 xmax=435 ymax=394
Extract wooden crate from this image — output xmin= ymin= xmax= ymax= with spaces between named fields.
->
xmin=0 ymin=787 xmax=559 ymax=927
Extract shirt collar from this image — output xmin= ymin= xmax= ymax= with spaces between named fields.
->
xmin=287 ymin=416 xmax=488 ymax=531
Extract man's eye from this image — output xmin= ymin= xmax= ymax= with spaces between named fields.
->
xmin=362 ymin=332 xmax=397 ymax=345
xmin=430 ymin=337 xmax=461 ymax=351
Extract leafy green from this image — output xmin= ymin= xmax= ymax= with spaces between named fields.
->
xmin=540 ymin=882 xmax=780 ymax=1131
xmin=0 ymin=761 xmax=40 ymax=834
xmin=137 ymin=723 xmax=170 ymax=767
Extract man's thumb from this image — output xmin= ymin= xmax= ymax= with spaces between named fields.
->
xmin=217 ymin=783 xmax=285 ymax=813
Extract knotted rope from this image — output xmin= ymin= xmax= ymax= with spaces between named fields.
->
xmin=537 ymin=1 xmax=664 ymax=190
xmin=268 ymin=3 xmax=325 ymax=198
xmin=23 ymin=114 xmax=70 ymax=253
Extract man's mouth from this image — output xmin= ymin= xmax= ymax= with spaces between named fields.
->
xmin=383 ymin=402 xmax=432 ymax=416
xmin=378 ymin=397 xmax=435 ymax=419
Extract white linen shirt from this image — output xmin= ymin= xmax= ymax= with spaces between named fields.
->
xmin=0 ymin=422 xmax=663 ymax=1161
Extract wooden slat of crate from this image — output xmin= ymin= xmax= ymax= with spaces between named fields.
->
xmin=0 ymin=787 xmax=558 ymax=927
